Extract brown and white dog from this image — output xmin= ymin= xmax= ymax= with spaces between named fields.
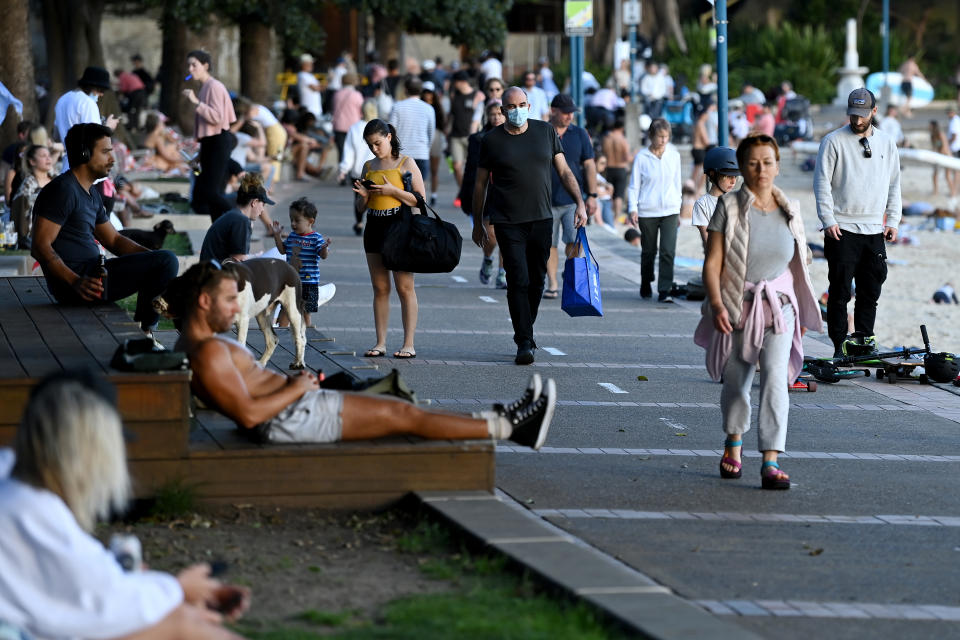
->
xmin=224 ymin=258 xmax=308 ymax=369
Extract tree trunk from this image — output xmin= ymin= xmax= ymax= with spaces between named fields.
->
xmin=0 ymin=0 xmax=37 ymax=143
xmin=159 ymin=6 xmax=189 ymax=128
xmin=374 ymin=16 xmax=402 ymax=67
xmin=41 ymin=0 xmax=72 ymax=131
xmin=587 ymin=0 xmax=611 ymax=73
xmin=40 ymin=0 xmax=107 ymax=132
xmin=652 ymin=0 xmax=686 ymax=54
xmin=239 ymin=20 xmax=274 ymax=104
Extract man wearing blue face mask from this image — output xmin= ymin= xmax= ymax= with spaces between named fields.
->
xmin=473 ymin=87 xmax=587 ymax=365
xmin=54 ymin=67 xmax=120 ymax=173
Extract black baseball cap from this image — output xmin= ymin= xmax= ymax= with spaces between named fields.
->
xmin=254 ymin=186 xmax=276 ymax=205
xmin=847 ymin=88 xmax=876 ymax=118
xmin=551 ymin=94 xmax=577 ymax=113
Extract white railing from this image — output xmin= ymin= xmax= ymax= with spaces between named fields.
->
xmin=791 ymin=140 xmax=960 ymax=171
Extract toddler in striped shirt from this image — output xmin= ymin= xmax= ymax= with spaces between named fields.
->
xmin=273 ymin=197 xmax=330 ymax=326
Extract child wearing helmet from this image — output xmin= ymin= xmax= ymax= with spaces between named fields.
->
xmin=692 ymin=146 xmax=740 ymax=249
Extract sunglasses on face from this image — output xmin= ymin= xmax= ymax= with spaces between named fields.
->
xmin=859 ymin=137 xmax=872 ymax=158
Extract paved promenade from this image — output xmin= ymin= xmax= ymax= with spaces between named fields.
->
xmin=264 ymin=165 xmax=960 ymax=639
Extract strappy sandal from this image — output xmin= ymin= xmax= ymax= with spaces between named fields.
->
xmin=364 ymin=348 xmax=386 ymax=358
xmin=719 ymin=439 xmax=742 ymax=479
xmin=761 ymin=460 xmax=791 ymax=490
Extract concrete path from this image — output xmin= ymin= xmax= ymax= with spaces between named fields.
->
xmin=259 ymin=159 xmax=960 ymax=639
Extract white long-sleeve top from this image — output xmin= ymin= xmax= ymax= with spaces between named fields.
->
xmin=0 ymin=449 xmax=183 ymax=640
xmin=627 ymin=144 xmax=682 ymax=217
xmin=338 ymin=118 xmax=374 ymax=178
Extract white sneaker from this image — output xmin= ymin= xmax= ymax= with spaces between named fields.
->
xmin=316 ymin=283 xmax=336 ymax=307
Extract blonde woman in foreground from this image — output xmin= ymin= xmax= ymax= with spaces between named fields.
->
xmin=0 ymin=370 xmax=250 ymax=639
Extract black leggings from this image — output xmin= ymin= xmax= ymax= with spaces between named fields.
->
xmin=192 ymin=131 xmax=234 ymax=222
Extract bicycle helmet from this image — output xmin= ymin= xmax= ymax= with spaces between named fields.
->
xmin=924 ymin=352 xmax=960 ymax=383
xmin=703 ymin=146 xmax=740 ymax=176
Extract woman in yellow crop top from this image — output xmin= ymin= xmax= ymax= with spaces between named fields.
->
xmin=353 ymin=119 xmax=426 ymax=359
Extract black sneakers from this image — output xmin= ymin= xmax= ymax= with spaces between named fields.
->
xmin=499 ymin=373 xmax=542 ymax=415
xmin=657 ymin=292 xmax=674 ymax=303
xmin=505 ymin=378 xmax=556 ymax=450
xmin=640 ymin=281 xmax=652 ymax=299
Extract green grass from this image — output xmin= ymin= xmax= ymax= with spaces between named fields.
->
xmin=115 ymin=294 xmax=175 ymax=331
xmin=147 ymin=478 xmax=200 ymax=520
xmin=161 ymin=232 xmax=192 ymax=256
xmin=234 ymin=519 xmax=623 ymax=640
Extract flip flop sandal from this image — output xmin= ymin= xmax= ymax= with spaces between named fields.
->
xmin=761 ymin=461 xmax=791 ymax=490
xmin=393 ymin=350 xmax=417 ymax=359
xmin=364 ymin=348 xmax=386 ymax=358
xmin=543 ymin=289 xmax=559 ymax=299
xmin=719 ymin=438 xmax=743 ymax=479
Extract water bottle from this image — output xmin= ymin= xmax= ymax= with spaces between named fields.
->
xmin=98 ymin=255 xmax=108 ymax=299
xmin=109 ymin=534 xmax=143 ymax=572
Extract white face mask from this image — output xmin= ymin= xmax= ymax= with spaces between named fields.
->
xmin=87 ymin=92 xmax=99 ymax=103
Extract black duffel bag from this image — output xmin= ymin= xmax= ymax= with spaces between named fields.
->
xmin=381 ymin=173 xmax=462 ymax=273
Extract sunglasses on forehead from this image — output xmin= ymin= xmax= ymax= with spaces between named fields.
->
xmin=859 ymin=137 xmax=872 ymax=158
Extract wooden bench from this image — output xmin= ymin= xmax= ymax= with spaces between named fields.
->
xmin=0 ymin=277 xmax=494 ymax=508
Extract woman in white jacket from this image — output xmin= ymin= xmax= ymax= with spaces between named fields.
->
xmin=627 ymin=118 xmax=682 ymax=302
xmin=0 ymin=371 xmax=249 ymax=639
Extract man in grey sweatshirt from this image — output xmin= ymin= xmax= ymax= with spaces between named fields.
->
xmin=814 ymin=88 xmax=902 ymax=355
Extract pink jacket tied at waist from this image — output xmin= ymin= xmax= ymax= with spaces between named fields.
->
xmin=694 ymin=268 xmax=805 ymax=383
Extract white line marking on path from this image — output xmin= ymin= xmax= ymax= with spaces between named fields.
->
xmin=659 ymin=417 xmax=688 ymax=431
xmin=496 ymin=446 xmax=960 ymax=462
xmin=479 ymin=296 xmax=497 ymax=303
xmin=533 ymin=508 xmax=960 ymax=527
xmin=698 ymin=599 xmax=960 ymax=620
xmin=543 ymin=347 xmax=566 ymax=356
xmin=598 ymin=382 xmax=628 ymax=394
xmin=451 ymin=275 xmax=467 ymax=283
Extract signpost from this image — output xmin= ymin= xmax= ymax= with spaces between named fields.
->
xmin=565 ymin=0 xmax=593 ymax=126
xmin=623 ymin=0 xmax=641 ymax=103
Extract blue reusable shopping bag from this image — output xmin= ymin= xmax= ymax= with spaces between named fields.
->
xmin=561 ymin=227 xmax=603 ymax=317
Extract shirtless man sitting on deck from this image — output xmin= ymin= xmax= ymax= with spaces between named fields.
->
xmin=164 ymin=261 xmax=555 ymax=447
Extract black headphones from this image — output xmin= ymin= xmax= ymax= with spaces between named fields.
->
xmin=78 ymin=123 xmax=95 ymax=164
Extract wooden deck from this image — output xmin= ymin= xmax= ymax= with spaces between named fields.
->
xmin=0 ymin=277 xmax=494 ymax=508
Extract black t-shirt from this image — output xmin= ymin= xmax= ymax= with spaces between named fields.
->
xmin=2 ymin=142 xmax=21 ymax=167
xmin=133 ymin=68 xmax=154 ymax=94
xmin=32 ymin=171 xmax=108 ymax=268
xmin=478 ymin=120 xmax=563 ymax=225
xmin=199 ymin=210 xmax=251 ymax=262
xmin=449 ymin=90 xmax=477 ymax=138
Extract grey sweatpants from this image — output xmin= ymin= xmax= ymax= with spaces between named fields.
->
xmin=720 ymin=304 xmax=794 ymax=452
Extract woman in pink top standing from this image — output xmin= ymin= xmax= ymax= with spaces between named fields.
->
xmin=182 ymin=50 xmax=237 ymax=221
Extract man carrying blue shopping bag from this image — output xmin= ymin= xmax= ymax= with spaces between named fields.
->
xmin=561 ymin=227 xmax=603 ymax=317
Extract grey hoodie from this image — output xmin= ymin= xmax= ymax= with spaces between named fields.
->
xmin=813 ymin=125 xmax=901 ymax=233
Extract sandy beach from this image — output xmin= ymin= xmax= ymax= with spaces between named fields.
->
xmin=672 ymin=146 xmax=960 ymax=353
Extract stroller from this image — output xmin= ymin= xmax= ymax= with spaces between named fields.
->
xmin=774 ymin=96 xmax=813 ymax=146
xmin=662 ymin=98 xmax=695 ymax=143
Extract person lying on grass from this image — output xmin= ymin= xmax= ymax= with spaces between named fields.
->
xmin=163 ymin=261 xmax=556 ymax=447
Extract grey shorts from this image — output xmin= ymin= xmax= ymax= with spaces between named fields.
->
xmin=551 ymin=204 xmax=578 ymax=247
xmin=259 ymin=389 xmax=344 ymax=443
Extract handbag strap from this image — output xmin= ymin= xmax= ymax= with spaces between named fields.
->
xmin=576 ymin=227 xmax=599 ymax=268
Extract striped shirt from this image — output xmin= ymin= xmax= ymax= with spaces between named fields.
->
xmin=284 ymin=231 xmax=324 ymax=282
xmin=388 ymin=97 xmax=435 ymax=160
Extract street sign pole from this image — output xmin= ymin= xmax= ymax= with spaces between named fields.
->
xmin=715 ymin=0 xmax=729 ymax=147
xmin=623 ymin=0 xmax=641 ymax=103
xmin=565 ymin=0 xmax=593 ymax=127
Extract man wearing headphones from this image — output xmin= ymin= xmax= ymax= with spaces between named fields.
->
xmin=30 ymin=123 xmax=179 ymax=335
